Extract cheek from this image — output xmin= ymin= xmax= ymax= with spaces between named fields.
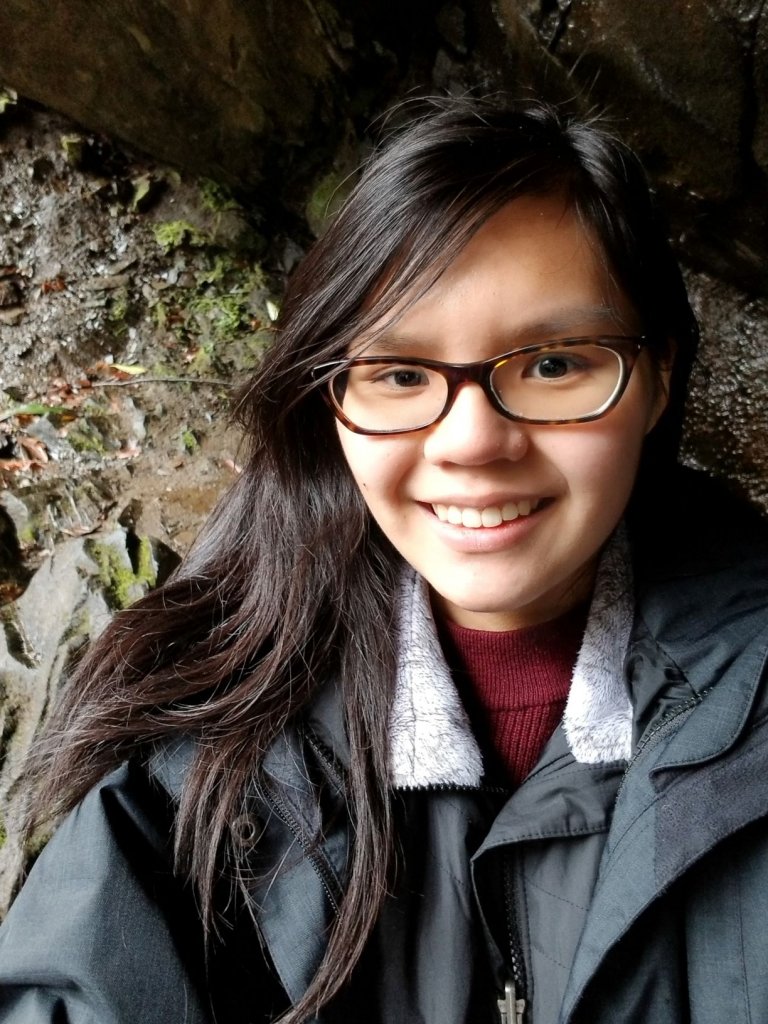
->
xmin=546 ymin=406 xmax=651 ymax=503
xmin=336 ymin=430 xmax=412 ymax=505
xmin=577 ymin=372 xmax=662 ymax=485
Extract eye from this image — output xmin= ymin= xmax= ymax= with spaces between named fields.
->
xmin=370 ymin=365 xmax=430 ymax=389
xmin=524 ymin=351 xmax=587 ymax=381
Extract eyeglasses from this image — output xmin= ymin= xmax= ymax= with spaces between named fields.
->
xmin=312 ymin=336 xmax=645 ymax=435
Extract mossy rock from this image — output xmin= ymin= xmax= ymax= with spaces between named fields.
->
xmin=86 ymin=531 xmax=157 ymax=610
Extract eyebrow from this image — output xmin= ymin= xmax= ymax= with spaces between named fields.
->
xmin=359 ymin=305 xmax=634 ymax=356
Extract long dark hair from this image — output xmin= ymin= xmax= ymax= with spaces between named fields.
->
xmin=27 ymin=96 xmax=698 ymax=1021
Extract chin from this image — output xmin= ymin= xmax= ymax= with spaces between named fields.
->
xmin=430 ymin=584 xmax=537 ymax=624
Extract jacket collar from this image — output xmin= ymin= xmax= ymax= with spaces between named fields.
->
xmin=627 ymin=467 xmax=768 ymax=768
xmin=389 ymin=528 xmax=635 ymax=788
xmin=561 ymin=637 xmax=768 ymax=1022
xmin=559 ymin=469 xmax=768 ymax=1020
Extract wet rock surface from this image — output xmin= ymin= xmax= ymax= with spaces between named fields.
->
xmin=511 ymin=0 xmax=768 ymax=294
xmin=0 ymin=102 xmax=270 ymax=568
xmin=682 ymin=271 xmax=768 ymax=510
xmin=0 ymin=528 xmax=172 ymax=912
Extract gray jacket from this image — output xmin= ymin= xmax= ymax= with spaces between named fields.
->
xmin=1 ymin=470 xmax=768 ymax=1023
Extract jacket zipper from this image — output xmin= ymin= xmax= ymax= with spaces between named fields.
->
xmin=614 ymin=691 xmax=705 ymax=804
xmin=498 ymin=856 xmax=527 ymax=1024
xmin=396 ymin=780 xmax=509 ymax=794
xmin=305 ymin=730 xmax=347 ymax=793
xmin=265 ymin=786 xmax=342 ymax=915
xmin=498 ymin=981 xmax=526 ymax=1024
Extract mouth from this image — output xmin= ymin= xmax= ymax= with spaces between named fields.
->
xmin=430 ymin=498 xmax=542 ymax=529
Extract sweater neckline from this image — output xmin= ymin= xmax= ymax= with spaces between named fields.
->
xmin=437 ymin=603 xmax=588 ymax=711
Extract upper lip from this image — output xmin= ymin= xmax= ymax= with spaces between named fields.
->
xmin=423 ymin=494 xmax=544 ymax=508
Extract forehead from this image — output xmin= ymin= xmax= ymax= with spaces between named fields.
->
xmin=356 ymin=194 xmax=638 ymax=357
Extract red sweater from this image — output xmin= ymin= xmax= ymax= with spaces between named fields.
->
xmin=437 ymin=605 xmax=587 ymax=786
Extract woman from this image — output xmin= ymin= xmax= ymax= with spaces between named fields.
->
xmin=1 ymin=98 xmax=767 ymax=1024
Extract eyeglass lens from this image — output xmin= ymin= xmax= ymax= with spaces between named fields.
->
xmin=330 ymin=343 xmax=626 ymax=432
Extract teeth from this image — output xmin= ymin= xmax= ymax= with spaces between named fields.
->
xmin=461 ymin=507 xmax=482 ymax=528
xmin=432 ymin=499 xmax=539 ymax=528
xmin=481 ymin=507 xmax=502 ymax=528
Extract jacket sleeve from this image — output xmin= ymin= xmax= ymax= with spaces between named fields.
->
xmin=0 ymin=761 xmax=213 ymax=1024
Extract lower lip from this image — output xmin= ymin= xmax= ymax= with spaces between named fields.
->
xmin=418 ymin=501 xmax=550 ymax=553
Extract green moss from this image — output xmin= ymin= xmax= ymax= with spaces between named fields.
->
xmin=66 ymin=421 xmax=107 ymax=455
xmin=108 ymin=290 xmax=130 ymax=323
xmin=180 ymin=428 xmax=199 ymax=454
xmin=199 ymin=178 xmax=241 ymax=214
xmin=16 ymin=522 xmax=36 ymax=547
xmin=0 ymin=816 xmax=6 ymax=850
xmin=149 ymin=359 xmax=174 ymax=377
xmin=187 ymin=340 xmax=214 ymax=374
xmin=89 ymin=536 xmax=152 ymax=606
xmin=186 ymin=258 xmax=267 ymax=346
xmin=135 ymin=536 xmax=157 ymax=588
xmin=91 ymin=541 xmax=136 ymax=609
xmin=190 ymin=292 xmax=247 ymax=340
xmin=136 ymin=540 xmax=156 ymax=586
xmin=152 ymin=220 xmax=209 ymax=253
xmin=144 ymin=242 xmax=272 ymax=372
xmin=195 ymin=253 xmax=237 ymax=286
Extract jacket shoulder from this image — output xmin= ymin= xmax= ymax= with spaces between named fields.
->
xmin=0 ymin=760 xmax=212 ymax=1024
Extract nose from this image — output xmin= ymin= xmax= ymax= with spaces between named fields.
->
xmin=422 ymin=382 xmax=530 ymax=466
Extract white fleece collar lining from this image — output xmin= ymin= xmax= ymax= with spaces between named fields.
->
xmin=388 ymin=528 xmax=635 ymax=788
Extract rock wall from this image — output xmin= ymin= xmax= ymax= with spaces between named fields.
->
xmin=0 ymin=528 xmax=169 ymax=911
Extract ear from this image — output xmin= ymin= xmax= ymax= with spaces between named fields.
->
xmin=644 ymin=340 xmax=676 ymax=435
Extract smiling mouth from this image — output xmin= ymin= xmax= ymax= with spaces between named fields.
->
xmin=430 ymin=498 xmax=542 ymax=529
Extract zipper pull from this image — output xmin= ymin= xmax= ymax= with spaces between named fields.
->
xmin=497 ymin=980 xmax=526 ymax=1024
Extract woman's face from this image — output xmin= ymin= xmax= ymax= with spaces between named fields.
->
xmin=336 ymin=195 xmax=669 ymax=630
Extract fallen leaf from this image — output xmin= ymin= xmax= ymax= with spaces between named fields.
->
xmin=112 ymin=363 xmax=147 ymax=376
xmin=0 ymin=582 xmax=26 ymax=605
xmin=0 ymin=88 xmax=18 ymax=115
xmin=19 ymin=436 xmax=49 ymax=464
xmin=40 ymin=276 xmax=66 ymax=295
xmin=130 ymin=175 xmax=153 ymax=210
xmin=0 ymin=458 xmax=34 ymax=473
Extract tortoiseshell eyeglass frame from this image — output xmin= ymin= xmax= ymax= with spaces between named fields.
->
xmin=311 ymin=335 xmax=646 ymax=436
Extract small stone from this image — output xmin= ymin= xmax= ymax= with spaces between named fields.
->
xmin=0 ymin=280 xmax=21 ymax=308
xmin=0 ymin=307 xmax=24 ymax=325
xmin=0 ymin=491 xmax=32 ymax=540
